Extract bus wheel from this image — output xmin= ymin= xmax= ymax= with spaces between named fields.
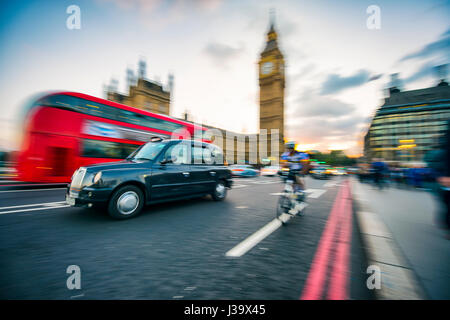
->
xmin=108 ymin=185 xmax=144 ymax=219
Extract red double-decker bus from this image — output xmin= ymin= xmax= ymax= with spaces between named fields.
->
xmin=16 ymin=91 xmax=205 ymax=183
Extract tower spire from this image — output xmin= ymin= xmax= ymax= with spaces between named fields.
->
xmin=263 ymin=8 xmax=278 ymax=52
xmin=269 ymin=8 xmax=276 ymax=30
xmin=266 ymin=8 xmax=278 ymax=42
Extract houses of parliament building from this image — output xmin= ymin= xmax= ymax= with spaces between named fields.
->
xmin=106 ymin=19 xmax=286 ymax=165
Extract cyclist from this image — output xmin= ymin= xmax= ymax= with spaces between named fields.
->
xmin=280 ymin=141 xmax=310 ymax=201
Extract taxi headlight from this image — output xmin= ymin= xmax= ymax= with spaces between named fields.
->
xmin=93 ymin=172 xmax=102 ymax=184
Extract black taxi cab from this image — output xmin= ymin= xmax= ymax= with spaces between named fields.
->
xmin=66 ymin=139 xmax=233 ymax=219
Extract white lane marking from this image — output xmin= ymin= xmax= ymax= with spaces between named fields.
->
xmin=323 ymin=181 xmax=344 ymax=188
xmin=233 ymin=179 xmax=256 ymax=183
xmin=0 ymin=205 xmax=70 ymax=215
xmin=226 ymin=203 xmax=308 ymax=257
xmin=270 ymin=189 xmax=326 ymax=199
xmin=251 ymin=180 xmax=280 ymax=185
xmin=323 ymin=181 xmax=337 ymax=187
xmin=306 ymin=189 xmax=327 ymax=199
xmin=184 ymin=286 xmax=197 ymax=291
xmin=0 ymin=201 xmax=66 ymax=210
xmin=226 ymin=219 xmax=281 ymax=257
xmin=236 ymin=206 xmax=248 ymax=209
xmin=0 ymin=188 xmax=66 ymax=193
xmin=43 ymin=202 xmax=66 ymax=207
xmin=232 ymin=178 xmax=282 ymax=190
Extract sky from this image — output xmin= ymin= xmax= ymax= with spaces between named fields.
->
xmin=0 ymin=0 xmax=449 ymax=155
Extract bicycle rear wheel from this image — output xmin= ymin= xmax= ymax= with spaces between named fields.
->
xmin=276 ymin=195 xmax=291 ymax=222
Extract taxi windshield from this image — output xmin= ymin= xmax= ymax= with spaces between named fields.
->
xmin=127 ymin=141 xmax=167 ymax=161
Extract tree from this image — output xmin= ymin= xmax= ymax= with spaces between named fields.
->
xmin=309 ymin=150 xmax=356 ymax=167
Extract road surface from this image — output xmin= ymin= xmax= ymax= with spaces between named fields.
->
xmin=0 ymin=176 xmax=373 ymax=299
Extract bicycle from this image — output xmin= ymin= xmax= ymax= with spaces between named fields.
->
xmin=276 ymin=175 xmax=307 ymax=224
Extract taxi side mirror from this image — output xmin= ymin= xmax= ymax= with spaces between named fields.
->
xmin=160 ymin=158 xmax=172 ymax=165
xmin=160 ymin=155 xmax=177 ymax=165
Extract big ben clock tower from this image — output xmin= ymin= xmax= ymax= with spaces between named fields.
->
xmin=258 ymin=17 xmax=285 ymax=157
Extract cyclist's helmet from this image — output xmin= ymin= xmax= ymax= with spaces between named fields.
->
xmin=285 ymin=141 xmax=296 ymax=150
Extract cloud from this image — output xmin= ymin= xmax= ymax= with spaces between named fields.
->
xmin=194 ymin=0 xmax=224 ymax=12
xmin=402 ymin=62 xmax=437 ymax=84
xmin=368 ymin=73 xmax=383 ymax=81
xmin=400 ymin=28 xmax=450 ymax=62
xmin=290 ymin=63 xmax=317 ymax=82
xmin=285 ymin=88 xmax=369 ymax=151
xmin=203 ymin=42 xmax=245 ymax=67
xmin=291 ymin=93 xmax=355 ymax=118
xmin=100 ymin=0 xmax=223 ymax=12
xmin=98 ymin=0 xmax=162 ymax=12
xmin=320 ymin=69 xmax=372 ymax=95
xmin=286 ymin=115 xmax=367 ymax=147
xmin=98 ymin=0 xmax=224 ymax=29
xmin=394 ymin=28 xmax=450 ymax=86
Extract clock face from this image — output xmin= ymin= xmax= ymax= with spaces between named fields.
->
xmin=261 ymin=61 xmax=273 ymax=75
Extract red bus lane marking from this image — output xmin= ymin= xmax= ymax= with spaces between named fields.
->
xmin=300 ymin=184 xmax=346 ymax=300
xmin=327 ymin=182 xmax=352 ymax=300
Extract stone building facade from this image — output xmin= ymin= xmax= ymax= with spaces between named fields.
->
xmin=364 ymin=76 xmax=450 ymax=163
xmin=107 ymin=78 xmax=171 ymax=116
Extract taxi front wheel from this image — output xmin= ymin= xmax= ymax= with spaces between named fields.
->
xmin=108 ymin=185 xmax=144 ymax=219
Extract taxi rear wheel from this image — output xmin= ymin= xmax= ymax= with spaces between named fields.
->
xmin=211 ymin=180 xmax=227 ymax=201
xmin=108 ymin=185 xmax=144 ymax=219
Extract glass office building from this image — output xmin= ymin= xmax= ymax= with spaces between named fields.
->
xmin=364 ymin=79 xmax=450 ymax=163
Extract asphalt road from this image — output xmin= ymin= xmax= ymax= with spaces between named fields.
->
xmin=0 ymin=175 xmax=374 ymax=300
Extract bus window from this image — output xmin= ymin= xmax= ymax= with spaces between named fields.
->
xmin=38 ymin=93 xmax=185 ymax=133
xmin=118 ymin=110 xmax=144 ymax=126
xmin=122 ymin=143 xmax=141 ymax=158
xmin=84 ymin=101 xmax=104 ymax=117
xmin=142 ymin=116 xmax=165 ymax=130
xmin=143 ymin=115 xmax=183 ymax=132
xmin=39 ymin=94 xmax=79 ymax=112
xmin=81 ymin=139 xmax=140 ymax=159
xmin=119 ymin=109 xmax=184 ymax=132
xmin=82 ymin=100 xmax=119 ymax=122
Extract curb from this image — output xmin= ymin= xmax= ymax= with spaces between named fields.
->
xmin=350 ymin=178 xmax=426 ymax=300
